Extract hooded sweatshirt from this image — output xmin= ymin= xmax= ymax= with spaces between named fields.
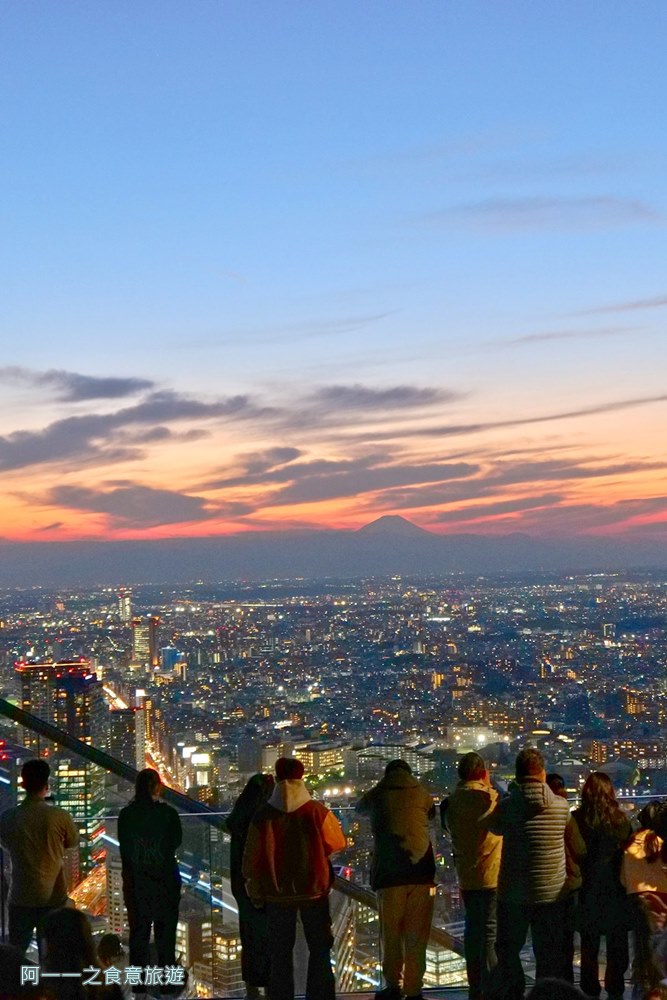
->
xmin=242 ymin=779 xmax=346 ymax=904
xmin=490 ymin=777 xmax=570 ymax=904
xmin=356 ymin=768 xmax=436 ymax=890
xmin=445 ymin=779 xmax=502 ymax=890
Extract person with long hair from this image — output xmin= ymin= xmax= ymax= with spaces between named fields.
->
xmin=226 ymin=773 xmax=275 ymax=999
xmin=40 ymin=908 xmax=123 ymax=999
xmin=118 ymin=769 xmax=183 ymax=995
xmin=571 ymin=772 xmax=632 ymax=1000
xmin=621 ymin=800 xmax=667 ymax=1000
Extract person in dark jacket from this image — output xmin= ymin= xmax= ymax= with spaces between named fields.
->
xmin=226 ymin=773 xmax=274 ymax=1000
xmin=357 ymin=759 xmax=436 ymax=1000
xmin=488 ymin=748 xmax=570 ymax=1000
xmin=243 ymin=757 xmax=346 ymax=1000
xmin=571 ymin=772 xmax=632 ymax=1000
xmin=117 ymin=769 xmax=183 ymax=995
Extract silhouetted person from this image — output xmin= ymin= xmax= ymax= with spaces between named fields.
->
xmin=0 ymin=944 xmax=42 ymax=1000
xmin=243 ymin=757 xmax=345 ymax=1000
xmin=118 ymin=769 xmax=183 ymax=995
xmin=444 ymin=752 xmax=502 ymax=1000
xmin=97 ymin=934 xmax=130 ymax=1000
xmin=571 ymin=772 xmax=631 ymax=1000
xmin=0 ymin=759 xmax=77 ymax=955
xmin=357 ymin=759 xmax=436 ymax=1000
xmin=488 ymin=748 xmax=570 ymax=1000
xmin=226 ymin=773 xmax=275 ymax=999
xmin=41 ymin=908 xmax=123 ymax=1000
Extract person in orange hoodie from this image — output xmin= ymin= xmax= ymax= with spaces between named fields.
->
xmin=242 ymin=757 xmax=346 ymax=1000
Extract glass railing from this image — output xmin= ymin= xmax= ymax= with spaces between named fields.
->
xmin=1 ymin=694 xmax=634 ymax=997
xmin=0 ymin=698 xmax=468 ymax=997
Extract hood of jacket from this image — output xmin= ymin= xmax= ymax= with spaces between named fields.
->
xmin=505 ymin=777 xmax=553 ymax=816
xmin=375 ymin=769 xmax=420 ymax=792
xmin=268 ymin=778 xmax=311 ymax=813
xmin=450 ymin=779 xmax=496 ymax=817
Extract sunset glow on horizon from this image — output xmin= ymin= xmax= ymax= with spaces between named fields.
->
xmin=2 ymin=4 xmax=666 ymax=547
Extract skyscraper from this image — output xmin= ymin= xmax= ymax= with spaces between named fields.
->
xmin=118 ymin=589 xmax=132 ymax=625
xmin=106 ymin=852 xmax=126 ymax=935
xmin=108 ymin=707 xmax=146 ymax=770
xmin=131 ymin=616 xmax=160 ymax=670
xmin=14 ymin=658 xmax=107 ymax=872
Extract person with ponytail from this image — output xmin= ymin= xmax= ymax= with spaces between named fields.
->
xmin=571 ymin=772 xmax=632 ymax=1000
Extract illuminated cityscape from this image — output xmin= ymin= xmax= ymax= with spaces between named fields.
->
xmin=1 ymin=572 xmax=666 ymax=992
xmin=1 ymin=3 xmax=665 ymax=996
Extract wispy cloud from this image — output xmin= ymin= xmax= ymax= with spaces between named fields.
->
xmin=577 ymin=294 xmax=667 ymax=315
xmin=434 ymin=493 xmax=564 ymax=523
xmin=491 ymin=326 xmax=634 ymax=348
xmin=377 ymin=457 xmax=667 ymax=513
xmin=500 ymin=495 xmax=667 ymax=535
xmin=0 ymin=367 xmax=154 ymax=401
xmin=185 ymin=311 xmax=397 ymax=349
xmin=420 ymin=196 xmax=661 ymax=232
xmin=274 ymin=382 xmax=462 ymax=435
xmin=265 ymin=459 xmax=478 ymax=507
xmin=0 ymin=391 xmax=271 ymax=472
xmin=349 ymin=393 xmax=667 ymax=442
xmin=306 ymin=384 xmax=458 ymax=412
xmin=44 ymin=483 xmax=248 ymax=528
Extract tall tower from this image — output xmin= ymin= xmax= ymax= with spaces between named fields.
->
xmin=14 ymin=658 xmax=107 ymax=873
xmin=106 ymin=852 xmax=127 ymax=935
xmin=132 ymin=616 xmax=160 ymax=670
xmin=108 ymin=707 xmax=146 ymax=770
xmin=118 ymin=589 xmax=132 ymax=625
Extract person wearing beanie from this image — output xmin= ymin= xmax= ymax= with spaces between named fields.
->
xmin=356 ymin=759 xmax=437 ymax=1000
xmin=242 ymin=757 xmax=346 ymax=1000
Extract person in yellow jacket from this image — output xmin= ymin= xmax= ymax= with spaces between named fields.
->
xmin=442 ymin=752 xmax=502 ymax=1000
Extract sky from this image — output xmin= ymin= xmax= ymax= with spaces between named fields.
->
xmin=1 ymin=1 xmax=666 ymax=544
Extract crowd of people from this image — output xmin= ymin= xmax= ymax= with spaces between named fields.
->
xmin=443 ymin=748 xmax=667 ymax=1000
xmin=3 ymin=750 xmax=667 ymax=1000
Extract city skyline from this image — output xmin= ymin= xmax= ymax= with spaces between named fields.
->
xmin=2 ymin=4 xmax=667 ymax=548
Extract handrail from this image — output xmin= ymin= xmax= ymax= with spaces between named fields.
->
xmin=0 ymin=697 xmax=225 ymax=825
xmin=0 ymin=696 xmax=464 ymax=956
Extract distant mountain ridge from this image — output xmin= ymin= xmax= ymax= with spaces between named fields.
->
xmin=0 ymin=517 xmax=665 ymax=586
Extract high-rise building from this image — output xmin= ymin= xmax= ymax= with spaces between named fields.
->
xmin=108 ymin=708 xmax=146 ymax=771
xmin=106 ymin=852 xmax=126 ymax=935
xmin=131 ymin=616 xmax=160 ymax=670
xmin=200 ymin=918 xmax=244 ymax=997
xmin=14 ymin=658 xmax=107 ymax=873
xmin=15 ymin=660 xmax=57 ymax=753
xmin=118 ymin=590 xmax=132 ymax=625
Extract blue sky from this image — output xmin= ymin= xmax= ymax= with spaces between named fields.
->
xmin=1 ymin=2 xmax=666 ymax=539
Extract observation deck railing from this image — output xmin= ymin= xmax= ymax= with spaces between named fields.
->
xmin=0 ymin=696 xmax=465 ymax=998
